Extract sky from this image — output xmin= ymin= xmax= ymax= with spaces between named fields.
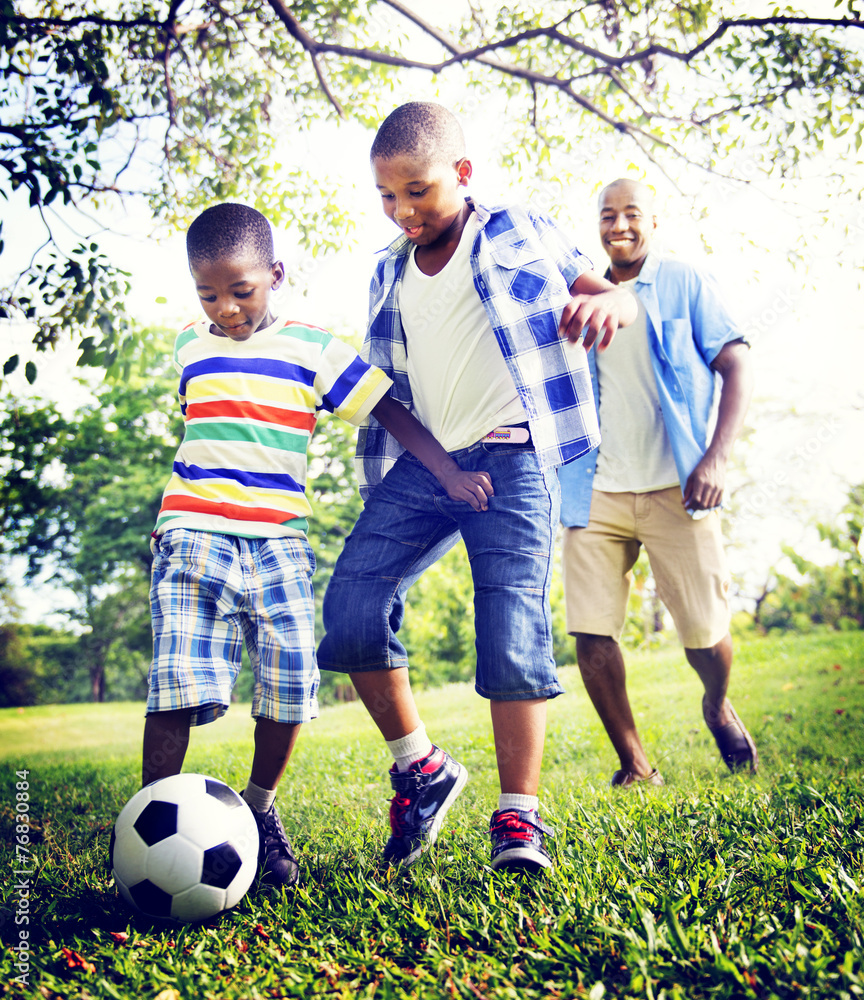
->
xmin=3 ymin=1 xmax=863 ymax=620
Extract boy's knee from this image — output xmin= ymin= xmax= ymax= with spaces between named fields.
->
xmin=145 ymin=707 xmax=193 ymax=731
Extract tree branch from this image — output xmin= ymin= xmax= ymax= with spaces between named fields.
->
xmin=265 ymin=0 xmax=346 ymax=117
xmin=9 ymin=13 xmax=166 ymax=31
xmin=377 ymin=8 xmax=863 ymax=74
xmin=261 ymin=4 xmax=860 ymax=173
xmin=637 ymin=15 xmax=863 ymax=67
xmin=274 ymin=27 xmax=689 ymax=158
xmin=379 ymin=0 xmax=470 ymax=58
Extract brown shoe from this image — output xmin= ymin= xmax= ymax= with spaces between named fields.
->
xmin=610 ymin=768 xmax=665 ymax=788
xmin=708 ymin=701 xmax=758 ymax=774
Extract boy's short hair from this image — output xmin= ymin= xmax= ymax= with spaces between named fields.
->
xmin=187 ymin=203 xmax=274 ymax=270
xmin=370 ymin=102 xmax=465 ymax=168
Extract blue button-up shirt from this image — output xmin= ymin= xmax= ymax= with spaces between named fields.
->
xmin=559 ymin=251 xmax=745 ymax=527
xmin=356 ymin=200 xmax=598 ymax=497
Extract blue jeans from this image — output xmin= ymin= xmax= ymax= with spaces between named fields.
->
xmin=318 ymin=441 xmax=564 ymax=701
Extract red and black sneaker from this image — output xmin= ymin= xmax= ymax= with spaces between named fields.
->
xmin=383 ymin=746 xmax=468 ymax=866
xmin=489 ymin=808 xmax=554 ymax=872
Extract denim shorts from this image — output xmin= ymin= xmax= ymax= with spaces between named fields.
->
xmin=148 ymin=529 xmax=319 ymax=726
xmin=318 ymin=440 xmax=564 ymax=701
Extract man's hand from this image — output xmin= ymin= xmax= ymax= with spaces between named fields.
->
xmin=681 ymin=340 xmax=753 ymax=512
xmin=438 ymin=467 xmax=494 ymax=512
xmin=682 ymin=452 xmax=726 ymax=512
xmin=558 ymin=272 xmax=638 ymax=351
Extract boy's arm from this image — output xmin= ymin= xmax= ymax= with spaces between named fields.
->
xmin=557 ymin=270 xmax=638 ymax=352
xmin=370 ymin=395 xmax=494 ymax=512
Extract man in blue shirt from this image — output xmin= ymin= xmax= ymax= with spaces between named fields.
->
xmin=558 ymin=178 xmax=757 ymax=785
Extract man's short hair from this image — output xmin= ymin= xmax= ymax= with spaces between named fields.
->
xmin=598 ymin=178 xmax=656 ymax=214
xmin=370 ymin=102 xmax=465 ymax=167
xmin=186 ymin=203 xmax=273 ymax=269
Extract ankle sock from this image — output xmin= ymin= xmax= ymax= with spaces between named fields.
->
xmin=242 ymin=780 xmax=276 ymax=814
xmin=387 ymin=725 xmax=433 ymax=772
xmin=498 ymin=793 xmax=539 ymax=814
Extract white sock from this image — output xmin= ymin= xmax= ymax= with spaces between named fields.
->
xmin=386 ymin=724 xmax=433 ymax=772
xmin=498 ymin=793 xmax=539 ymax=814
xmin=242 ymin=780 xmax=276 ymax=814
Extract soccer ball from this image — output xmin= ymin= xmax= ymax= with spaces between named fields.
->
xmin=110 ymin=773 xmax=259 ymax=923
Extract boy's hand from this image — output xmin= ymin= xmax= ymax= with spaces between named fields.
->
xmin=559 ymin=273 xmax=638 ymax=351
xmin=369 ymin=395 xmax=494 ymax=510
xmin=438 ymin=467 xmax=494 ymax=512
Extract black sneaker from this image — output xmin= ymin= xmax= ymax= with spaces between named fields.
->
xmin=252 ymin=803 xmax=299 ymax=887
xmin=383 ymin=746 xmax=468 ymax=866
xmin=489 ymin=808 xmax=554 ymax=872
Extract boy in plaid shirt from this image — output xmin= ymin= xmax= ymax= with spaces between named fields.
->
xmin=144 ymin=202 xmax=492 ymax=888
xmin=318 ymin=103 xmax=636 ymax=871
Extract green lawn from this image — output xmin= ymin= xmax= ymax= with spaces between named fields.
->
xmin=1 ymin=629 xmax=862 ymax=998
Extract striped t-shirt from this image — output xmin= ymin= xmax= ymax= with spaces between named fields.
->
xmin=153 ymin=315 xmax=392 ymax=538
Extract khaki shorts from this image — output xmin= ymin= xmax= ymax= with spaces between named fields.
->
xmin=562 ymin=487 xmax=731 ymax=649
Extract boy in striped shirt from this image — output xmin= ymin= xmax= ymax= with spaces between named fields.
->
xmin=143 ymin=203 xmax=492 ymax=887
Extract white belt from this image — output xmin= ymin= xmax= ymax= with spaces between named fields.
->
xmin=481 ymin=425 xmax=531 ymax=444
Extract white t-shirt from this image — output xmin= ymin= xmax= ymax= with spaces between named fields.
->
xmin=399 ymin=212 xmax=526 ymax=452
xmin=592 ymin=279 xmax=679 ymax=493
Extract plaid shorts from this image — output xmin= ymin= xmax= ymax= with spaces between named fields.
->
xmin=148 ymin=529 xmax=319 ymax=726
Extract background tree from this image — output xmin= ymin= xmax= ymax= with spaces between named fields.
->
xmin=0 ymin=330 xmax=181 ymax=701
xmin=0 ymin=574 xmax=36 ymax=706
xmin=0 ymin=572 xmax=80 ymax=705
xmin=0 ymin=331 xmax=180 ymax=578
xmin=757 ymin=482 xmax=864 ymax=632
xmin=2 ymin=0 xmax=862 ymax=379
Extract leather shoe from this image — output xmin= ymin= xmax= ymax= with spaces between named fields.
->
xmin=708 ymin=701 xmax=758 ymax=774
xmin=610 ymin=768 xmax=665 ymax=788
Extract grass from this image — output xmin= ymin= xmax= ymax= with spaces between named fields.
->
xmin=1 ymin=629 xmax=862 ymax=999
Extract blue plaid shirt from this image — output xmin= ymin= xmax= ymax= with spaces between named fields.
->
xmin=356 ymin=200 xmax=599 ymax=497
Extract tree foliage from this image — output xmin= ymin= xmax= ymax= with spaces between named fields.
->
xmin=2 ymin=0 xmax=862 ymax=377
xmin=757 ymin=483 xmax=864 ymax=632
xmin=0 ymin=336 xmax=181 ymax=579
xmin=0 ymin=332 xmax=181 ymax=701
